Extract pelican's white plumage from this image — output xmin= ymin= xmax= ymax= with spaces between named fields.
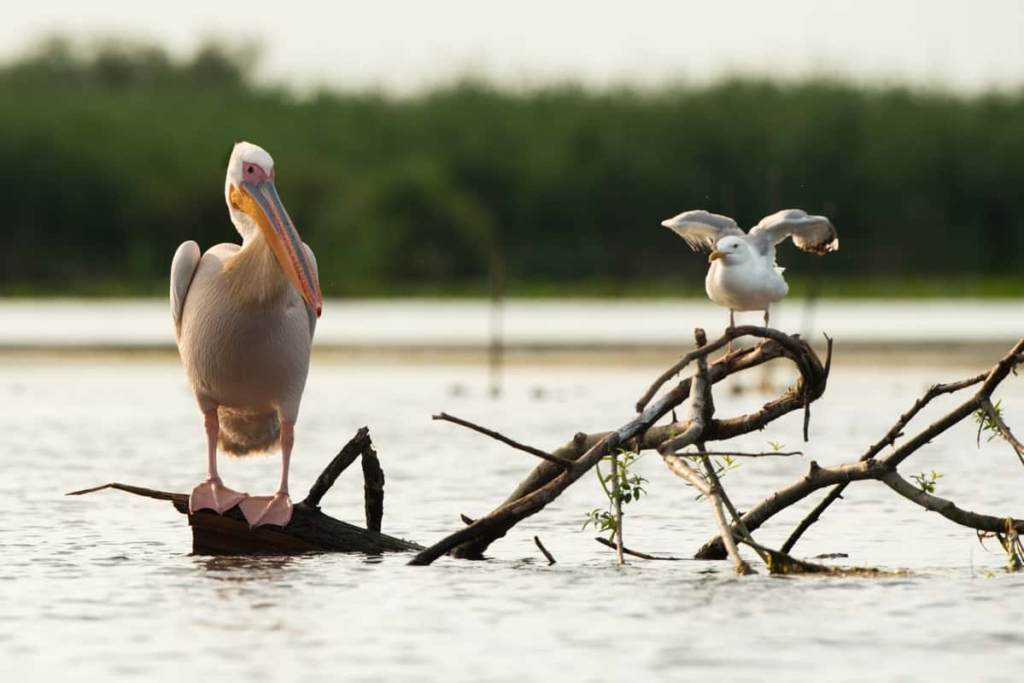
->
xmin=171 ymin=141 xmax=322 ymax=528
xmin=662 ymin=209 xmax=838 ymax=327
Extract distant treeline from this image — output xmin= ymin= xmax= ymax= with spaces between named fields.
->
xmin=2 ymin=38 xmax=1022 ymax=296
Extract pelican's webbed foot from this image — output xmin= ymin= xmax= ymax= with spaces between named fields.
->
xmin=239 ymin=492 xmax=293 ymax=529
xmin=189 ymin=478 xmax=249 ymax=515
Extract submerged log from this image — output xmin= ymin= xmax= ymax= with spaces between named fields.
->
xmin=69 ymin=428 xmax=422 ymax=556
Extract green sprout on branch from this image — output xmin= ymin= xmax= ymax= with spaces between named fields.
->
xmin=582 ymin=449 xmax=647 ymax=540
xmin=910 ymin=470 xmax=944 ymax=494
xmin=683 ymin=454 xmax=740 ymax=501
xmin=973 ymin=399 xmax=1003 ymax=444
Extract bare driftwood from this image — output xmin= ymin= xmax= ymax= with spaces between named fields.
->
xmin=695 ymin=338 xmax=1024 ymax=561
xmin=413 ymin=327 xmax=830 ymax=566
xmin=659 ymin=330 xmax=754 ymax=574
xmin=69 ymin=427 xmax=421 ymax=556
xmin=416 ymin=326 xmax=1024 ymax=574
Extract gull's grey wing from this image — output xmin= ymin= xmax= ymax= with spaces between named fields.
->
xmin=170 ymin=241 xmax=201 ymax=338
xmin=303 ymin=242 xmax=319 ymax=338
xmin=749 ymin=209 xmax=839 ymax=255
xmin=660 ymin=210 xmax=745 ymax=252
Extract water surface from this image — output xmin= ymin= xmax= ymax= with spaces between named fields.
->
xmin=2 ymin=352 xmax=1023 ymax=681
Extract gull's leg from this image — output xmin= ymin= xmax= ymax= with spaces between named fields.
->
xmin=727 ymin=310 xmax=736 ymax=352
xmin=189 ymin=409 xmax=248 ymax=514
xmin=240 ymin=419 xmax=294 ymax=528
xmin=764 ymin=308 xmax=770 ymax=327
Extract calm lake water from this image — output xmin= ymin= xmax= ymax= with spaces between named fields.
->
xmin=2 ymin=302 xmax=1023 ymax=681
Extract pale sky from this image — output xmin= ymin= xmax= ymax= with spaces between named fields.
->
xmin=2 ymin=0 xmax=1022 ymax=93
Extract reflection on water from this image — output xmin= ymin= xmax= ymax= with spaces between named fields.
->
xmin=1 ymin=353 xmax=1023 ymax=681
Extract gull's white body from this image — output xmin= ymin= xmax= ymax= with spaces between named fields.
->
xmin=170 ymin=141 xmax=322 ymax=528
xmin=662 ymin=208 xmax=838 ymax=328
xmin=705 ymin=247 xmax=788 ymax=313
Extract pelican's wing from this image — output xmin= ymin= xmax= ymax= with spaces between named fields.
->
xmin=170 ymin=241 xmax=201 ymax=338
xmin=749 ymin=209 xmax=839 ymax=255
xmin=660 ymin=210 xmax=744 ymax=252
xmin=303 ymin=243 xmax=320 ymax=338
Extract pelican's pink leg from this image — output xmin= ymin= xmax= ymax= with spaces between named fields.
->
xmin=239 ymin=420 xmax=294 ymax=528
xmin=189 ymin=409 xmax=249 ymax=514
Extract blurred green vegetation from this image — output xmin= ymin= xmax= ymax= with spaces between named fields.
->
xmin=2 ymin=37 xmax=1022 ymax=298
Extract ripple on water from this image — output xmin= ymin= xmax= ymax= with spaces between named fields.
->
xmin=2 ymin=358 xmax=1024 ymax=682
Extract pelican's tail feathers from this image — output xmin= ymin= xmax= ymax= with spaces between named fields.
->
xmin=218 ymin=407 xmax=280 ymax=456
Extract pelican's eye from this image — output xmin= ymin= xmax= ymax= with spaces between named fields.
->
xmin=246 ymin=165 xmax=255 ymax=175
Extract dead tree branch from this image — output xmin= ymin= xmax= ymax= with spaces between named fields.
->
xmin=439 ymin=330 xmax=830 ymax=561
xmin=433 ymin=412 xmax=575 ymax=467
xmin=636 ymin=325 xmax=815 ymax=413
xmin=303 ymin=426 xmax=371 ymax=509
xmin=417 ymin=323 xmax=1021 ymax=572
xmin=660 ymin=331 xmax=755 ymax=575
xmin=700 ymin=338 xmax=1024 ymax=559
xmin=678 ymin=450 xmax=803 ymax=458
xmin=409 ymin=366 xmax=705 ymax=564
xmin=781 ymin=372 xmax=988 ymax=553
xmin=980 ymin=398 xmax=1024 ymax=466
xmin=534 ymin=536 xmax=557 ymax=565
xmin=594 ymin=537 xmax=687 ymax=561
xmin=881 ymin=470 xmax=1024 ymax=535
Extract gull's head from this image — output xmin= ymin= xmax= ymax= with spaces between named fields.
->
xmin=708 ymin=236 xmax=750 ymax=265
xmin=223 ymin=141 xmax=322 ymax=317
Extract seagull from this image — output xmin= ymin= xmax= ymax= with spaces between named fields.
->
xmin=661 ymin=209 xmax=838 ymax=330
xmin=170 ymin=142 xmax=322 ymax=528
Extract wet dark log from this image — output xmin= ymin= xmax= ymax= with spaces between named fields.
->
xmin=69 ymin=428 xmax=421 ymax=556
xmin=361 ymin=443 xmax=386 ymax=534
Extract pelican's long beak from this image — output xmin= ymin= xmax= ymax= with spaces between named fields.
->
xmin=232 ymin=181 xmax=323 ymax=317
xmin=708 ymin=249 xmax=725 ymax=263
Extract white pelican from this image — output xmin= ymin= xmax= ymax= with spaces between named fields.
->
xmin=661 ymin=209 xmax=838 ymax=328
xmin=171 ymin=141 xmax=322 ymax=528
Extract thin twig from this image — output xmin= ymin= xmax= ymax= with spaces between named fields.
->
xmin=433 ymin=412 xmax=575 ymax=468
xmin=611 ymin=453 xmax=624 ymax=565
xmin=636 ymin=325 xmax=803 ymax=413
xmin=303 ymin=426 xmax=372 ymax=508
xmin=594 ymin=537 xmax=686 ymax=560
xmin=678 ymin=450 xmax=803 ymax=458
xmin=781 ymin=485 xmax=846 ymax=554
xmin=981 ymin=398 xmax=1024 ymax=466
xmin=534 ymin=536 xmax=556 ymax=565
xmin=66 ymin=482 xmax=186 ymax=504
xmin=699 ymin=448 xmax=768 ymax=564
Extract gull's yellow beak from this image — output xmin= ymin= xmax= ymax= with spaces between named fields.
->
xmin=708 ymin=249 xmax=725 ymax=263
xmin=230 ymin=181 xmax=323 ymax=317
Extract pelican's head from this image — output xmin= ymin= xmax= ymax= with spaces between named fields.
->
xmin=224 ymin=142 xmax=322 ymax=317
xmin=708 ymin=236 xmax=750 ymax=265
